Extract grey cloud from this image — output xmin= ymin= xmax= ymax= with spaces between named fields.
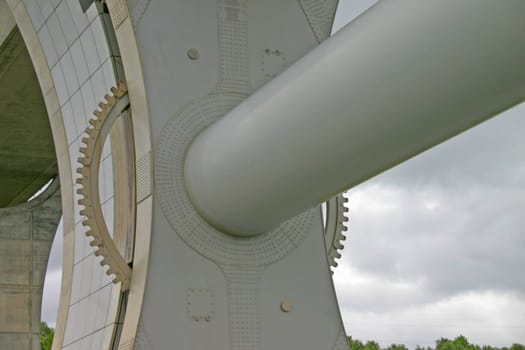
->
xmin=336 ymin=104 xmax=525 ymax=312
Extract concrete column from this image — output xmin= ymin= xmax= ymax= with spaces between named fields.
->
xmin=0 ymin=179 xmax=61 ymax=350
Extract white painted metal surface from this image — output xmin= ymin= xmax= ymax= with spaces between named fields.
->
xmin=185 ymin=0 xmax=525 ymax=236
xmin=133 ymin=1 xmax=347 ymax=349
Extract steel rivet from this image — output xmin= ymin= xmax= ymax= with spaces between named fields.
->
xmin=280 ymin=300 xmax=292 ymax=312
xmin=187 ymin=48 xmax=200 ymax=60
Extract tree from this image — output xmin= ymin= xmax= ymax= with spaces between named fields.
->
xmin=348 ymin=336 xmax=365 ymax=350
xmin=510 ymin=344 xmax=525 ymax=350
xmin=386 ymin=344 xmax=409 ymax=350
xmin=363 ymin=340 xmax=381 ymax=350
xmin=40 ymin=322 xmax=54 ymax=350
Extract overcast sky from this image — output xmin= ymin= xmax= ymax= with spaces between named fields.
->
xmin=43 ymin=1 xmax=524 ymax=348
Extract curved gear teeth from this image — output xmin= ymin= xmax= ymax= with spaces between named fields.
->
xmin=85 ymin=128 xmax=95 ymax=137
xmin=112 ymin=81 xmax=127 ymax=97
xmin=86 ymin=119 xmax=102 ymax=129
xmin=87 ymin=233 xmax=101 ymax=242
xmin=77 ymin=156 xmax=90 ymax=166
xmin=81 ymin=218 xmax=94 ymax=227
xmin=75 ymin=82 xmax=132 ymax=292
xmin=104 ymin=94 xmax=116 ymax=104
xmin=324 ymin=192 xmax=349 ymax=271
xmin=89 ymin=239 xmax=102 ymax=247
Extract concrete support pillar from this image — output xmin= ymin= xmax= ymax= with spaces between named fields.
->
xmin=0 ymin=179 xmax=61 ymax=350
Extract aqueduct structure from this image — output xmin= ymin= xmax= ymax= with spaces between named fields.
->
xmin=0 ymin=0 xmax=524 ymax=349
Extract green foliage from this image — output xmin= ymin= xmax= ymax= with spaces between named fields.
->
xmin=347 ymin=337 xmax=384 ymax=350
xmin=40 ymin=322 xmax=54 ymax=350
xmin=347 ymin=335 xmax=524 ymax=350
xmin=386 ymin=344 xmax=409 ymax=350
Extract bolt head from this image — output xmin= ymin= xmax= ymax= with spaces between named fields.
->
xmin=187 ymin=48 xmax=200 ymax=60
xmin=280 ymin=300 xmax=292 ymax=312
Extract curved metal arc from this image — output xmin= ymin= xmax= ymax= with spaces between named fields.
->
xmin=77 ymin=82 xmax=132 ymax=291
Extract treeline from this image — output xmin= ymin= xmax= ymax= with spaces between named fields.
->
xmin=347 ymin=335 xmax=525 ymax=350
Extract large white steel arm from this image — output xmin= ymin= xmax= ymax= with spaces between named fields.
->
xmin=185 ymin=0 xmax=525 ymax=236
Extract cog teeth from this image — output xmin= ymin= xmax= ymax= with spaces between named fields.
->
xmin=89 ymin=239 xmax=102 ymax=247
xmin=86 ymin=119 xmax=100 ymax=129
xmin=76 ymin=168 xmax=88 ymax=178
xmin=115 ymin=81 xmax=127 ymax=97
xmin=85 ymin=128 xmax=95 ymax=137
xmin=104 ymin=94 xmax=116 ymax=104
xmin=324 ymin=193 xmax=349 ymax=270
xmin=77 ymin=157 xmax=90 ymax=166
xmin=75 ymin=82 xmax=131 ymax=292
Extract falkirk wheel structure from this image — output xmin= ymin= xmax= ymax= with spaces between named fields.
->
xmin=0 ymin=0 xmax=524 ymax=349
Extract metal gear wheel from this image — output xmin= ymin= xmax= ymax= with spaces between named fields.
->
xmin=324 ymin=193 xmax=349 ymax=269
xmin=76 ymin=81 xmax=132 ymax=291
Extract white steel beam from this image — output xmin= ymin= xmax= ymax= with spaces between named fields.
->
xmin=185 ymin=0 xmax=525 ymax=236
